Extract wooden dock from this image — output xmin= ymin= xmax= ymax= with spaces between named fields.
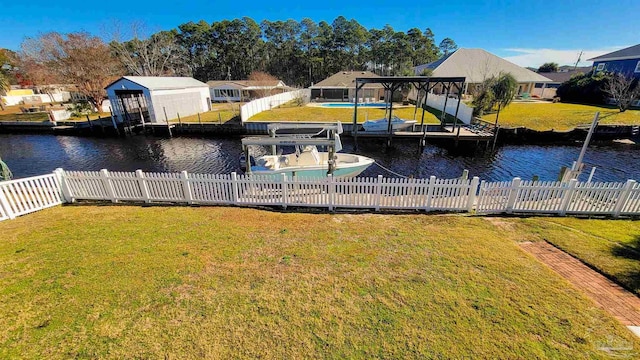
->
xmin=354 ymin=126 xmax=494 ymax=141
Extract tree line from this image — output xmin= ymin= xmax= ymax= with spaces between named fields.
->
xmin=1 ymin=17 xmax=458 ymax=109
xmin=111 ymin=16 xmax=456 ymax=86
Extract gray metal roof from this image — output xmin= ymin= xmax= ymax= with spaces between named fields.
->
xmin=588 ymin=44 xmax=640 ymax=62
xmin=539 ymin=69 xmax=591 ymax=83
xmin=414 ymin=48 xmax=553 ymax=83
xmin=109 ymin=76 xmax=208 ymax=90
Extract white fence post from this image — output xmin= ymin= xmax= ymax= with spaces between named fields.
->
xmin=231 ymin=172 xmax=239 ymax=205
xmin=506 ymin=177 xmax=521 ymax=214
xmin=425 ymin=176 xmax=436 ymax=211
xmin=613 ymin=179 xmax=636 ymax=217
xmin=328 ymin=175 xmax=335 ymax=211
xmin=374 ymin=175 xmax=383 ymax=211
xmin=100 ymin=169 xmax=117 ymax=203
xmin=181 ymin=171 xmax=193 ymax=204
xmin=281 ymin=173 xmax=288 ymax=209
xmin=0 ymin=187 xmax=16 ymax=219
xmin=54 ymin=168 xmax=73 ymax=203
xmin=477 ymin=180 xmax=486 ymax=213
xmin=136 ymin=170 xmax=151 ymax=203
xmin=468 ymin=176 xmax=479 ymax=212
xmin=559 ymin=179 xmax=578 ymax=216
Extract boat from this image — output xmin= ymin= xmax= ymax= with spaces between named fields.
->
xmin=362 ymin=116 xmax=416 ymax=132
xmin=241 ymin=123 xmax=374 ymax=178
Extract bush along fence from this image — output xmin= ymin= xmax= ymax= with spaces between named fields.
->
xmin=1 ymin=169 xmax=640 ymax=222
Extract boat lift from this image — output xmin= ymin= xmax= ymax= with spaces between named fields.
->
xmin=352 ymin=76 xmax=467 ymax=149
xmin=241 ymin=123 xmax=344 ymax=175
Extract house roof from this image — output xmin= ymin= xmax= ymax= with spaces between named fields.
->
xmin=539 ymin=68 xmax=592 ymax=83
xmin=414 ymin=48 xmax=553 ymax=83
xmin=557 ymin=65 xmax=592 ymax=73
xmin=106 ymin=76 xmax=208 ymax=90
xmin=310 ymin=71 xmax=384 ymax=89
xmin=206 ymin=80 xmax=286 ymax=89
xmin=588 ymin=44 xmax=640 ymax=62
xmin=538 ymin=71 xmax=582 ymax=83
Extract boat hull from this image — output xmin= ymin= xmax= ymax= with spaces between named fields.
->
xmin=362 ymin=118 xmax=417 ymax=132
xmin=249 ymin=153 xmax=374 ymax=178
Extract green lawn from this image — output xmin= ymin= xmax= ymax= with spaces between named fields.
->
xmin=174 ymin=109 xmax=239 ymax=124
xmin=0 ymin=112 xmax=49 ymax=122
xmin=249 ymin=104 xmax=441 ymax=124
xmin=0 ymin=206 xmax=637 ymax=358
xmin=0 ymin=109 xmax=112 ymax=123
xmin=482 ymin=102 xmax=640 ymax=131
xmin=65 ymin=112 xmax=113 ymax=122
xmin=518 ymin=217 xmax=640 ymax=295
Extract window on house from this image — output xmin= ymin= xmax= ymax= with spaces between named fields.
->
xmin=214 ymin=89 xmax=240 ymax=98
xmin=596 ymin=63 xmax=605 ymax=71
xmin=635 ymin=61 xmax=640 ymax=73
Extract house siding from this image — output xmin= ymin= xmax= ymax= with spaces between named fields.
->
xmin=593 ymin=59 xmax=640 ymax=78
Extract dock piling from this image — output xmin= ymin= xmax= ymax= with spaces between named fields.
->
xmin=85 ymin=114 xmax=94 ymax=133
xmin=108 ymin=106 xmax=121 ymax=137
xmin=163 ymin=107 xmax=173 ymax=138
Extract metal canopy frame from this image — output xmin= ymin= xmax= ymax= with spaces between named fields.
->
xmin=352 ymin=76 xmax=466 ymax=147
xmin=242 ymin=123 xmax=343 ymax=175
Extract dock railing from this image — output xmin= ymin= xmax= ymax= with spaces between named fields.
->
xmin=2 ymin=169 xmax=640 ymax=222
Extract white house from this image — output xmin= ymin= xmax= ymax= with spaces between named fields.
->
xmin=207 ymin=80 xmax=288 ymax=102
xmin=414 ymin=48 xmax=553 ymax=96
xmin=105 ymin=76 xmax=211 ymax=124
xmin=1 ymin=87 xmax=68 ymax=106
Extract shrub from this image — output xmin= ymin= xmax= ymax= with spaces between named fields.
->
xmin=556 ymin=71 xmax=610 ymax=105
xmin=69 ymin=101 xmax=93 ymax=117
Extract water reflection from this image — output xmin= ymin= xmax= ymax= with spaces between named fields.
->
xmin=0 ymin=134 xmax=638 ymax=182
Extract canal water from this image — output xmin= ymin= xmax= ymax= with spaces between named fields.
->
xmin=1 ymin=134 xmax=639 ymax=182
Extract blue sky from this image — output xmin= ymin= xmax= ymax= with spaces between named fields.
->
xmin=1 ymin=0 xmax=638 ymax=67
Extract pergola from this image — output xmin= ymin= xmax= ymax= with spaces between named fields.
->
xmin=353 ymin=76 xmax=466 ymax=146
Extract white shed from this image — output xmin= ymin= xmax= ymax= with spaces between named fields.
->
xmin=106 ymin=76 xmax=211 ymax=125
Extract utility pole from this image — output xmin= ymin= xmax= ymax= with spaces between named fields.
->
xmin=573 ymin=50 xmax=583 ymax=71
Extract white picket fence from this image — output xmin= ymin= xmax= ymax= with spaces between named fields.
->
xmin=477 ymin=178 xmax=640 ymax=216
xmin=60 ymin=170 xmax=479 ymax=212
xmin=0 ymin=173 xmax=63 ymax=220
xmin=424 ymin=93 xmax=473 ymax=124
xmin=240 ymin=89 xmax=310 ymax=122
xmin=3 ymin=170 xmax=640 ymax=222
